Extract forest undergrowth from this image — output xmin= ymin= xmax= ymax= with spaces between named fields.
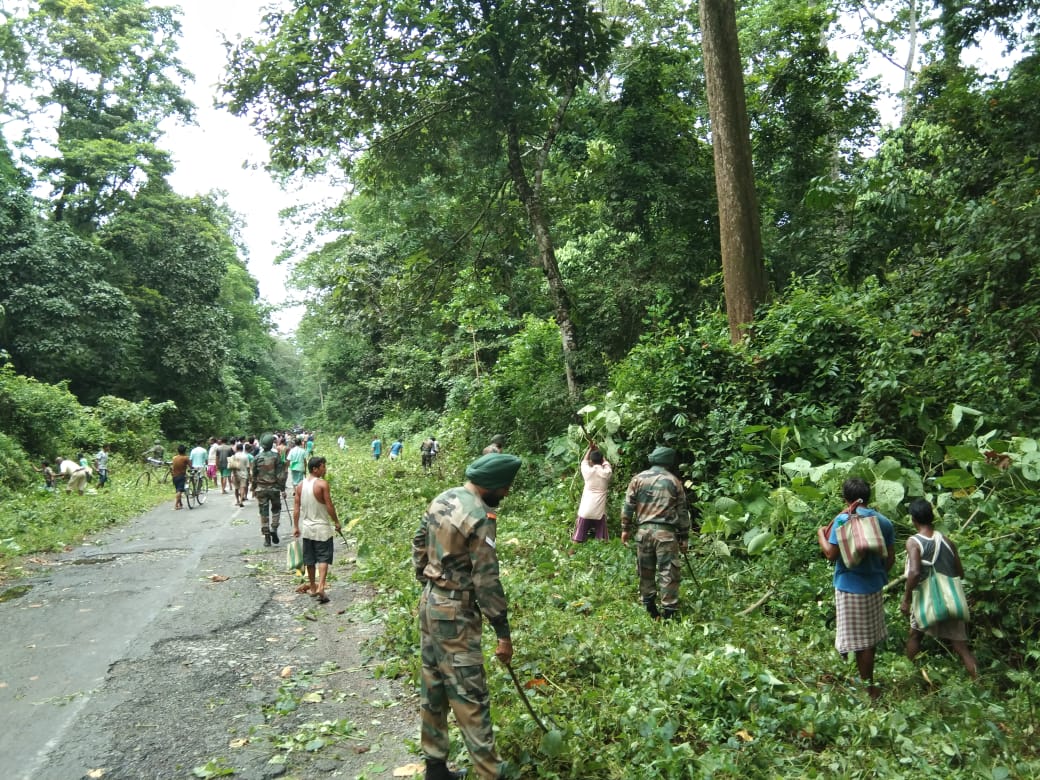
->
xmin=332 ymin=434 xmax=1039 ymax=780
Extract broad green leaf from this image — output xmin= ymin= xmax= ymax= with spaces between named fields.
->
xmin=539 ymin=728 xmax=565 ymax=757
xmin=1019 ymin=452 xmax=1040 ymax=481
xmin=946 ymin=445 xmax=984 ymax=462
xmin=935 ymin=469 xmax=977 ymax=489
xmin=872 ymin=479 xmax=905 ymax=513
xmin=746 ymin=531 xmax=775 ymax=555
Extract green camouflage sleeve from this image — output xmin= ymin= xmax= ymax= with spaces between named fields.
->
xmin=276 ymin=454 xmax=287 ymax=490
xmin=674 ymin=479 xmax=691 ymax=540
xmin=622 ymin=476 xmax=641 ymax=530
xmin=412 ymin=513 xmax=430 ymax=583
xmin=469 ymin=512 xmax=510 ymax=640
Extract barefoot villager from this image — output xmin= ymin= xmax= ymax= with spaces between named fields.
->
xmin=816 ymin=477 xmax=896 ymax=699
xmin=292 ymin=456 xmax=341 ymax=604
xmin=900 ymin=498 xmax=978 ymax=678
xmin=621 ymin=447 xmax=691 ymax=620
xmin=170 ymin=445 xmax=190 ymax=510
xmin=251 ymin=433 xmax=287 ymax=547
xmin=412 ymin=452 xmax=523 ymax=780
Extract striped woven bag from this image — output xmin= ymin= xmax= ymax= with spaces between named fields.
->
xmin=911 ymin=533 xmax=970 ymax=628
xmin=835 ymin=501 xmax=887 ymax=567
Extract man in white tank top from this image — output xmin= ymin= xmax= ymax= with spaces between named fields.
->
xmin=292 ymin=456 xmax=342 ymax=604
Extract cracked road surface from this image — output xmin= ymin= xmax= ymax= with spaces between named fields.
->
xmin=0 ymin=490 xmax=418 ymax=780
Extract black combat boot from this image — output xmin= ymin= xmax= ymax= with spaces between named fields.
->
xmin=642 ymin=596 xmax=661 ymax=620
xmin=263 ymin=532 xmax=271 ymax=547
xmin=270 ymin=528 xmax=280 ymax=545
xmin=662 ymin=605 xmax=680 ymax=620
xmin=425 ymin=759 xmax=466 ymax=779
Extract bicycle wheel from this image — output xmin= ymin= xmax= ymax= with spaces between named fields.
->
xmin=161 ymin=466 xmax=172 ymax=484
xmin=184 ymin=478 xmax=196 ymax=509
xmin=134 ymin=470 xmax=151 ymax=489
xmin=195 ymin=474 xmax=208 ymax=505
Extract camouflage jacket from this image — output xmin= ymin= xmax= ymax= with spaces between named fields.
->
xmin=412 ymin=486 xmax=510 ymax=640
xmin=621 ymin=465 xmax=691 ymax=539
xmin=251 ymin=449 xmax=287 ymax=492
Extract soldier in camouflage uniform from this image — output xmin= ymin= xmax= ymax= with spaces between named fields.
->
xmin=412 ymin=452 xmax=523 ymax=780
xmin=251 ymin=433 xmax=287 ymax=547
xmin=621 ymin=446 xmax=691 ymax=620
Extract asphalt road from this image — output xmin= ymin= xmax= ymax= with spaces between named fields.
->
xmin=0 ymin=488 xmax=417 ymax=780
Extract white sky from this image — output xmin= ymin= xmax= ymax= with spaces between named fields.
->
xmin=162 ymin=0 xmax=319 ymax=335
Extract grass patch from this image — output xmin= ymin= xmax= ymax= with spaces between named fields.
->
xmin=0 ymin=458 xmax=167 ymax=581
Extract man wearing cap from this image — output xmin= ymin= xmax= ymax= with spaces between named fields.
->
xmin=251 ymin=433 xmax=287 ymax=547
xmin=412 ymin=452 xmax=522 ymax=780
xmin=621 ymin=446 xmax=691 ymax=620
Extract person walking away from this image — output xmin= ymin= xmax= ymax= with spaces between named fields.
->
xmin=171 ymin=444 xmax=190 ymax=509
xmin=482 ymin=434 xmax=506 ymax=455
xmin=371 ymin=437 xmax=382 ymax=460
xmin=217 ymin=438 xmax=235 ymax=493
xmin=206 ymin=437 xmax=219 ymax=484
xmin=252 ymin=433 xmax=287 ymax=547
xmin=305 ymin=432 xmax=315 ymax=458
xmin=337 ymin=435 xmax=346 ymax=451
xmin=189 ymin=440 xmax=207 ymax=486
xmin=900 ymin=498 xmax=978 ymax=678
xmin=229 ymin=442 xmax=251 ymax=507
xmin=572 ymin=444 xmax=613 ymax=547
xmin=292 ymin=456 xmax=342 ymax=603
xmin=412 ymin=453 xmax=523 ymax=780
xmin=420 ymin=437 xmax=435 ymax=471
xmin=94 ymin=445 xmax=110 ymax=488
xmin=621 ymin=447 xmax=691 ymax=620
xmin=287 ymin=438 xmax=307 ymax=490
xmin=389 ymin=439 xmax=404 ymax=461
xmin=816 ymin=477 xmax=895 ymax=699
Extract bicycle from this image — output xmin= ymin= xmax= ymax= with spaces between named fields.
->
xmin=135 ymin=459 xmax=171 ymax=489
xmin=185 ymin=467 xmax=209 ymax=508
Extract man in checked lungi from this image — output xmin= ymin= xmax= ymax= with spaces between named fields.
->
xmin=816 ymin=477 xmax=895 ymax=700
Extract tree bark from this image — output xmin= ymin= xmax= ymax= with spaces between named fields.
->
xmin=700 ymin=0 xmax=768 ymax=343
xmin=504 ymin=121 xmax=581 ymax=399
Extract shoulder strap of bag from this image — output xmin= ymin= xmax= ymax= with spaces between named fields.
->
xmin=843 ymin=499 xmax=864 ymax=520
xmin=919 ymin=532 xmax=942 ymax=566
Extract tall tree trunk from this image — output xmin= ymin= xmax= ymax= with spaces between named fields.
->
xmin=700 ymin=0 xmax=768 ymax=343
xmin=504 ymin=121 xmax=581 ymax=399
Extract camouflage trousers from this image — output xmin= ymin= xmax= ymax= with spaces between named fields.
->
xmin=636 ymin=526 xmax=682 ymax=608
xmin=419 ymin=587 xmax=502 ymax=780
xmin=255 ymin=488 xmax=281 ymax=533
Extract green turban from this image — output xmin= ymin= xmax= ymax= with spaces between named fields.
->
xmin=465 ymin=453 xmax=522 ymax=489
xmin=260 ymin=433 xmax=275 ymax=450
xmin=648 ymin=446 xmax=676 ymax=466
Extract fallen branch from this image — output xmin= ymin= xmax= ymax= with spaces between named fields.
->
xmin=737 ymin=588 xmax=774 ymax=616
xmin=883 ymin=574 xmax=907 ymax=593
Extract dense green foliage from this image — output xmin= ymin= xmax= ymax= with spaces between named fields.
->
xmin=2 ymin=0 xmax=1039 ymax=775
xmin=333 ymin=439 xmax=1038 ymax=779
xmin=0 ymin=0 xmax=301 ymax=456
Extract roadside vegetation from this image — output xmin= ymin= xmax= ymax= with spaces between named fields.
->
xmin=3 ymin=0 xmax=1039 ymax=777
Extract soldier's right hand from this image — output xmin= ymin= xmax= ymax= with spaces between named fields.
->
xmin=494 ymin=638 xmax=513 ymax=665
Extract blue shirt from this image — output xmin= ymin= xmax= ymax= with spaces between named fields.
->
xmin=828 ymin=508 xmax=895 ymax=594
xmin=390 ymin=441 xmax=403 ymax=456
